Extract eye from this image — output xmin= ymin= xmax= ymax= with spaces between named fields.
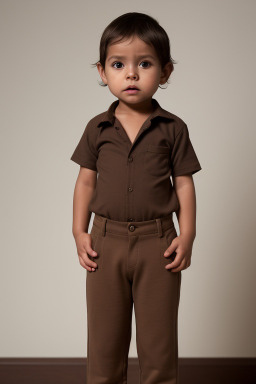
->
xmin=112 ymin=61 xmax=123 ymax=69
xmin=140 ymin=61 xmax=151 ymax=68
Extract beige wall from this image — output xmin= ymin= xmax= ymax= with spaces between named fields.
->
xmin=1 ymin=0 xmax=255 ymax=357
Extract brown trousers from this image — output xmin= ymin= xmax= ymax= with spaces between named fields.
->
xmin=86 ymin=213 xmax=182 ymax=384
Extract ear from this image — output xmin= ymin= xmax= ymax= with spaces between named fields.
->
xmin=97 ymin=62 xmax=108 ymax=85
xmin=159 ymin=62 xmax=174 ymax=85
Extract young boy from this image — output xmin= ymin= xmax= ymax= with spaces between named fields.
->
xmin=71 ymin=12 xmax=202 ymax=384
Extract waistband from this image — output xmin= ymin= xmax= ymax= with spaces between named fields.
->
xmin=92 ymin=213 xmax=175 ymax=237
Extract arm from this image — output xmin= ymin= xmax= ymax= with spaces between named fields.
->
xmin=72 ymin=167 xmax=98 ymax=271
xmin=72 ymin=167 xmax=97 ymax=238
xmin=163 ymin=174 xmax=198 ymax=272
xmin=173 ymin=174 xmax=197 ymax=242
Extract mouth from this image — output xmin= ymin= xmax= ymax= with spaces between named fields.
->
xmin=124 ymin=86 xmax=140 ymax=93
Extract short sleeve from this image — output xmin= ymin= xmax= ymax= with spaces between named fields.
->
xmin=170 ymin=123 xmax=202 ymax=177
xmin=70 ymin=121 xmax=98 ymax=171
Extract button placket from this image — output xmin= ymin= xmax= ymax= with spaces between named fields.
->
xmin=127 ymin=152 xmax=134 ymax=221
xmin=115 ymin=124 xmax=128 ymax=143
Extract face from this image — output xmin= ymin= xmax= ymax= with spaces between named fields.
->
xmin=97 ymin=35 xmax=173 ymax=105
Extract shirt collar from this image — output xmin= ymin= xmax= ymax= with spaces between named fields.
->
xmin=96 ymin=98 xmax=173 ymax=127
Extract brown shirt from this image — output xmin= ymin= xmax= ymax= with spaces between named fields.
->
xmin=70 ymin=98 xmax=202 ymax=222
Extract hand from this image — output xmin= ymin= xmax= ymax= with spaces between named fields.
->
xmin=74 ymin=232 xmax=98 ymax=272
xmin=163 ymin=234 xmax=194 ymax=272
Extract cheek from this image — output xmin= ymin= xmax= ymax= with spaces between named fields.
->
xmin=141 ymin=69 xmax=161 ymax=87
xmin=106 ymin=73 xmax=122 ymax=90
xmin=107 ymin=83 xmax=120 ymax=97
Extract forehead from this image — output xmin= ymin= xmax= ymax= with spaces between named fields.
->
xmin=106 ymin=35 xmax=157 ymax=58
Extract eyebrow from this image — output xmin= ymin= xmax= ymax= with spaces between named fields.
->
xmin=107 ymin=54 xmax=156 ymax=62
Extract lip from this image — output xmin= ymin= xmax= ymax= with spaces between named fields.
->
xmin=124 ymin=85 xmax=140 ymax=90
xmin=124 ymin=89 xmax=140 ymax=94
xmin=123 ymin=85 xmax=140 ymax=94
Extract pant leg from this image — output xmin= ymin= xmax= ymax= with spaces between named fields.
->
xmin=133 ymin=226 xmax=182 ymax=384
xmin=86 ymin=226 xmax=133 ymax=384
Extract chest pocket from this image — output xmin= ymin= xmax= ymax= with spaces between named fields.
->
xmin=143 ymin=144 xmax=170 ymax=177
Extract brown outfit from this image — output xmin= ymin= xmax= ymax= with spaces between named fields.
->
xmin=70 ymin=98 xmax=202 ymax=384
xmin=70 ymin=98 xmax=202 ymax=222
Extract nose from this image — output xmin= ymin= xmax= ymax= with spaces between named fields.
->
xmin=126 ymin=66 xmax=138 ymax=80
xmin=126 ymin=73 xmax=138 ymax=80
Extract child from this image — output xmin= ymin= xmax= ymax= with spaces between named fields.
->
xmin=71 ymin=12 xmax=202 ymax=384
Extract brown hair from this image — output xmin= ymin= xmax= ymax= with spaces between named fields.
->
xmin=91 ymin=12 xmax=177 ymax=88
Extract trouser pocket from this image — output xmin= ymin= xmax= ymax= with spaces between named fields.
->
xmin=89 ymin=225 xmax=104 ymax=269
xmin=160 ymin=225 xmax=178 ymax=265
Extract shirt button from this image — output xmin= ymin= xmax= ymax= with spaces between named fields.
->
xmin=128 ymin=187 xmax=133 ymax=192
xmin=128 ymin=156 xmax=133 ymax=162
xmin=128 ymin=218 xmax=134 ymax=221
xmin=129 ymin=225 xmax=135 ymax=232
xmin=115 ymin=126 xmax=119 ymax=130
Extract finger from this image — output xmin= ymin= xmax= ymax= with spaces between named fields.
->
xmin=84 ymin=244 xmax=98 ymax=258
xmin=79 ymin=250 xmax=98 ymax=270
xmin=168 ymin=257 xmax=186 ymax=272
xmin=164 ymin=242 xmax=177 ymax=256
xmin=78 ymin=255 xmax=94 ymax=271
xmin=163 ymin=251 xmax=177 ymax=265
xmin=165 ymin=250 xmax=182 ymax=269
